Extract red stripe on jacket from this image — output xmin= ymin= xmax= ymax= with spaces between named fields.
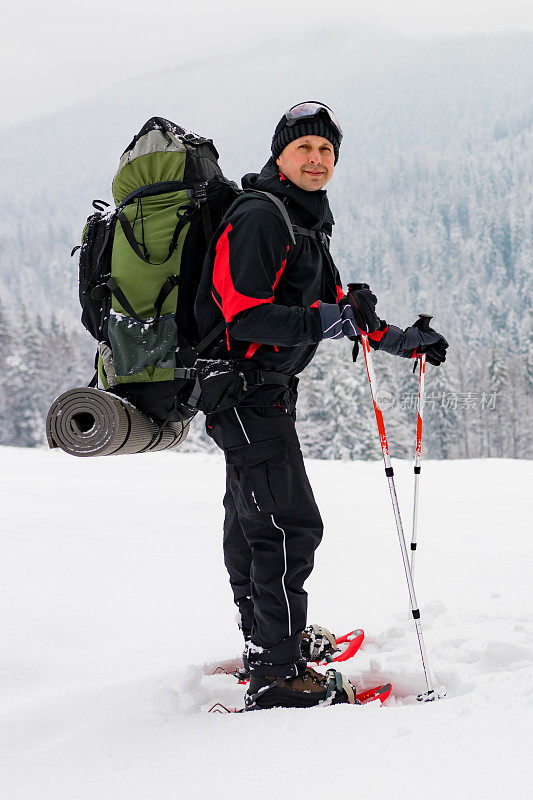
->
xmin=212 ymin=223 xmax=273 ymax=323
xmin=273 ymin=248 xmax=289 ymax=290
xmin=244 ymin=342 xmax=262 ymax=359
xmin=212 ymin=224 xmax=287 ymax=325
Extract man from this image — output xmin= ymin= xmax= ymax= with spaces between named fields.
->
xmin=194 ymin=102 xmax=448 ymax=710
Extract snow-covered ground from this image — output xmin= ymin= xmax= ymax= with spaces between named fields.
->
xmin=1 ymin=446 xmax=531 ymax=799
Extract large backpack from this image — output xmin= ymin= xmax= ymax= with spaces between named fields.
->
xmin=76 ymin=117 xmax=309 ymax=424
xmin=76 ymin=116 xmax=239 ymax=422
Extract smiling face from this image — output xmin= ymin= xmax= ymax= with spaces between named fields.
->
xmin=275 ymin=134 xmax=335 ymax=191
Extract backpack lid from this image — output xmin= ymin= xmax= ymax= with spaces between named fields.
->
xmin=112 ymin=117 xmax=221 ymax=205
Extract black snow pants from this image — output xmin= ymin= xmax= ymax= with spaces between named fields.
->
xmin=206 ymin=404 xmax=323 ymax=678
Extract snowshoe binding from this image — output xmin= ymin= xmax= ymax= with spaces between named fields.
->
xmin=300 ymin=624 xmax=337 ymax=662
xmin=302 ymin=625 xmax=365 ymax=665
xmin=234 ymin=625 xmax=364 ymax=682
xmin=235 ymin=624 xmax=337 ymax=682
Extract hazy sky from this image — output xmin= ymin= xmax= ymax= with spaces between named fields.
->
xmin=2 ymin=0 xmax=532 ymax=128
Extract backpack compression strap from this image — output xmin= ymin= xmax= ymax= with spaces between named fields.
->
xmin=101 ymin=275 xmax=180 ymax=324
xmin=117 ymin=207 xmax=192 ymax=266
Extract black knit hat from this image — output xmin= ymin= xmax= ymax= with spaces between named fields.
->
xmin=271 ymin=105 xmax=342 ymax=164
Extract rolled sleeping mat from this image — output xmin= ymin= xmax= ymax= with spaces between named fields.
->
xmin=46 ymin=387 xmax=190 ymax=457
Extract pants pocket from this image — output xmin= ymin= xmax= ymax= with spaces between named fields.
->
xmin=226 ymin=438 xmax=295 ymax=515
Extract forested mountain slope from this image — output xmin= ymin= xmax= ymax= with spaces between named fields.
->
xmin=1 ymin=31 xmax=531 ymax=457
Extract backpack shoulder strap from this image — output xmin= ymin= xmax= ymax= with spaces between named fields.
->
xmin=195 ymin=319 xmax=226 ymax=356
xmin=221 ymin=189 xmax=297 ymax=246
xmin=245 ymin=189 xmax=296 ymax=245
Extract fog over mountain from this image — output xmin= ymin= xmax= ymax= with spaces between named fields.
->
xmin=1 ymin=29 xmax=531 ymax=458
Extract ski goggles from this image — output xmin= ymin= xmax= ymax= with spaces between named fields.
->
xmin=284 ymin=102 xmax=343 ymax=142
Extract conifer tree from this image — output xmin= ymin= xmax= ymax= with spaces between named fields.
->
xmin=0 ymin=302 xmax=14 ymax=444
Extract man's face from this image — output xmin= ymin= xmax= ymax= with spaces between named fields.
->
xmin=275 ymin=135 xmax=335 ymax=191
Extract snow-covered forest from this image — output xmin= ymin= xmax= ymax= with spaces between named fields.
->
xmin=1 ymin=301 xmax=529 ymax=460
xmin=0 ymin=31 xmax=531 ymax=458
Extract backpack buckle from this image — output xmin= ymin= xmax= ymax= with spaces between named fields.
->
xmin=194 ymin=183 xmax=208 ymax=204
xmin=174 ymin=367 xmax=197 ymax=381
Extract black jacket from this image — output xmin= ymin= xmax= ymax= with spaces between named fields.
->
xmin=194 ymin=158 xmax=344 ymax=403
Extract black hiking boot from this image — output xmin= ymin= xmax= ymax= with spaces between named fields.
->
xmin=245 ymin=666 xmax=357 ymax=710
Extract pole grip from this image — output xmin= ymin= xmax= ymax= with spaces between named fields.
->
xmin=413 ymin=315 xmax=433 ymax=369
xmin=347 ymin=282 xmax=370 ymax=292
xmin=418 ymin=313 xmax=433 ymax=331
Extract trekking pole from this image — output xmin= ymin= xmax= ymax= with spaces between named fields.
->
xmin=409 ymin=314 xmax=432 ymax=588
xmin=347 ymin=284 xmax=445 ymax=702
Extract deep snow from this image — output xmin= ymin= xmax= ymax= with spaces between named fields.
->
xmin=1 ymin=446 xmax=531 ymax=799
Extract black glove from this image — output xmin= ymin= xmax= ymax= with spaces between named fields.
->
xmin=318 ymin=302 xmax=359 ymax=341
xmin=341 ymin=285 xmax=381 ymax=334
xmin=378 ymin=319 xmax=449 ymax=366
xmin=403 ymin=318 xmax=449 ymax=365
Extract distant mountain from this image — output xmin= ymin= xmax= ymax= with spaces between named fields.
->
xmin=1 ymin=30 xmax=531 ymax=324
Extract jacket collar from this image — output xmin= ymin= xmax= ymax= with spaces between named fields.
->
xmin=241 ymin=157 xmax=334 ymax=234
